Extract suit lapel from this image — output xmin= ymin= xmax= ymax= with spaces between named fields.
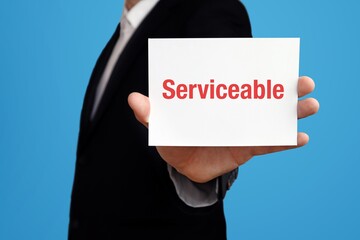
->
xmin=77 ymin=0 xmax=184 ymax=154
xmin=77 ymin=24 xmax=120 ymax=154
xmin=88 ymin=0 xmax=181 ymax=130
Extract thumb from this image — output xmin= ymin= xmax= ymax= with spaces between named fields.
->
xmin=128 ymin=92 xmax=150 ymax=128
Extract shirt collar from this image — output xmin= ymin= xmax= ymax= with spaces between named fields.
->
xmin=122 ymin=0 xmax=160 ymax=29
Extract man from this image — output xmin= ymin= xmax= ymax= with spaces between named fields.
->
xmin=68 ymin=0 xmax=320 ymax=239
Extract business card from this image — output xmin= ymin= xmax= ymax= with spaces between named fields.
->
xmin=148 ymin=38 xmax=299 ymax=146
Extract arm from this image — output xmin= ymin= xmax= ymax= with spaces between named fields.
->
xmin=129 ymin=0 xmax=319 ymax=204
xmin=164 ymin=0 xmax=252 ymax=207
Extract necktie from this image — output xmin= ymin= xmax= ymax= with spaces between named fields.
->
xmin=90 ymin=13 xmax=132 ymax=120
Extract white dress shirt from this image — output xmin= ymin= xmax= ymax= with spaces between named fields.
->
xmin=90 ymin=0 xmax=219 ymax=207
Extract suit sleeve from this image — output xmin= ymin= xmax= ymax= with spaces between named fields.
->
xmin=167 ymin=0 xmax=252 ymax=207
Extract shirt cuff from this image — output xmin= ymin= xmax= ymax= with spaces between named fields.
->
xmin=167 ymin=164 xmax=218 ymax=207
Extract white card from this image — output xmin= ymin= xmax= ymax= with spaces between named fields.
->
xmin=148 ymin=38 xmax=299 ymax=146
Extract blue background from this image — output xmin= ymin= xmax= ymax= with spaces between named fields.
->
xmin=0 ymin=0 xmax=359 ymax=239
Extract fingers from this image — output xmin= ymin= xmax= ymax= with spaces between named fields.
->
xmin=298 ymin=76 xmax=315 ymax=98
xmin=297 ymin=132 xmax=310 ymax=147
xmin=298 ymin=97 xmax=320 ymax=119
xmin=128 ymin=92 xmax=150 ymax=128
xmin=241 ymin=77 xmax=318 ymax=163
xmin=249 ymin=132 xmax=309 ymax=156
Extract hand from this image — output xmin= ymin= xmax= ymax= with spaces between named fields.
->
xmin=128 ymin=76 xmax=320 ymax=183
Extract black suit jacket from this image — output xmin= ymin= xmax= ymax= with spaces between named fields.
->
xmin=68 ymin=0 xmax=252 ymax=239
